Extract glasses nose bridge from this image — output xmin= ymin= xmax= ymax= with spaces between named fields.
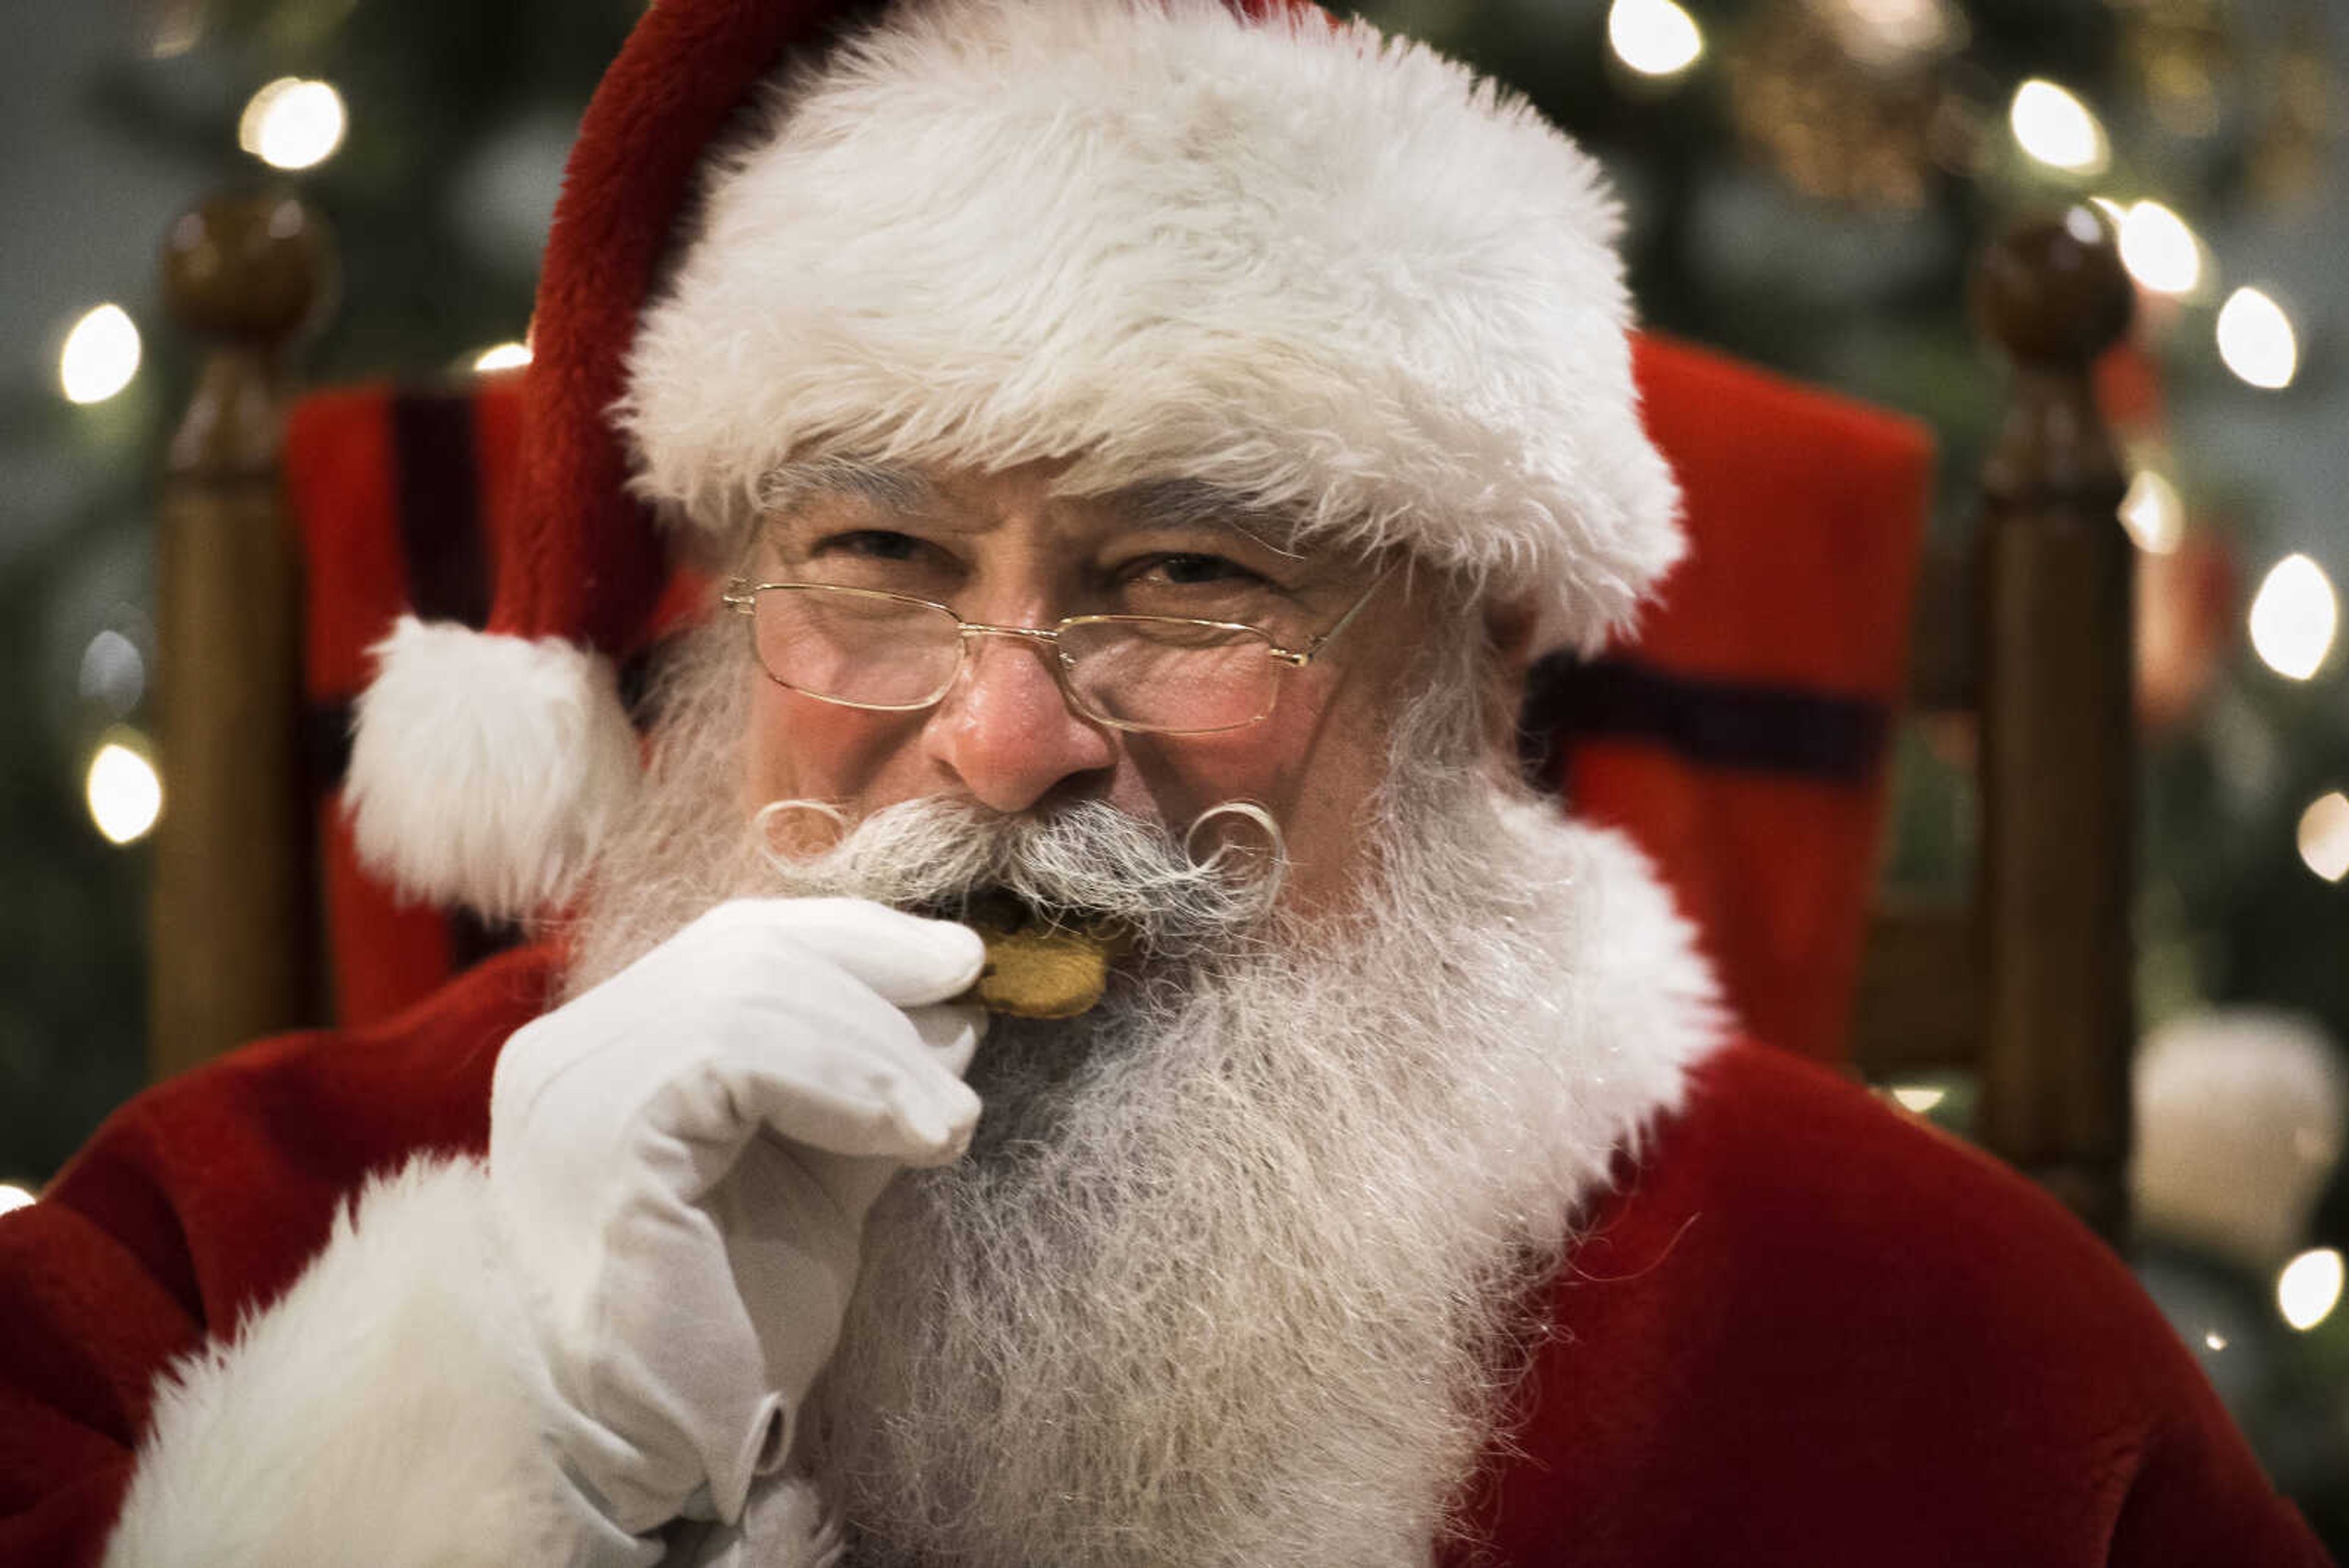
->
xmin=956 ymin=619 xmax=1064 ymax=650
xmin=943 ymin=619 xmax=1080 ymax=716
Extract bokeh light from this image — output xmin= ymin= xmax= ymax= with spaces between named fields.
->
xmin=2247 ymin=554 xmax=2337 ymax=681
xmin=2298 ymin=792 xmax=2349 ymax=883
xmin=2117 ymin=201 xmax=2203 ymax=297
xmin=1608 ymin=0 xmax=1703 ymax=79
xmin=2216 ymin=288 xmax=2299 ymax=390
xmin=86 ymin=740 xmax=162 ymax=847
xmin=2009 ymin=80 xmax=2108 ymax=175
xmin=473 ymin=342 xmax=533 ymax=373
xmin=60 ymin=305 xmax=142 ymax=405
xmin=240 ymin=78 xmax=348 ymax=172
xmin=2279 ymin=1247 xmax=2345 ymax=1331
xmin=79 ymin=629 xmax=147 ymax=715
xmin=2120 ymin=469 xmax=2184 ymax=555
xmin=0 ymin=1184 xmax=32 ymax=1217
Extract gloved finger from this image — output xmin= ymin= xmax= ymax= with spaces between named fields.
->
xmin=706 ymin=898 xmax=987 ymax=1006
xmin=702 ymin=1051 xmax=978 ymax=1163
xmin=907 ymin=1001 xmax=988 ymax=1080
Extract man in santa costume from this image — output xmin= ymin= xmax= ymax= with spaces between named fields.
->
xmin=0 ymin=0 xmax=2328 ymax=1564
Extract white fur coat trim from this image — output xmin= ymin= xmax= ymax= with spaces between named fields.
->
xmin=101 ymin=1156 xmax=571 ymax=1567
xmin=622 ymin=0 xmax=1684 ymax=655
xmin=102 ymin=1154 xmax=842 ymax=1568
xmin=346 ymin=615 xmax=642 ymax=922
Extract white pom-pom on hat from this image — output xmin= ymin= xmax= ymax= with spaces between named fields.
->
xmin=347 ymin=618 xmax=643 ymax=924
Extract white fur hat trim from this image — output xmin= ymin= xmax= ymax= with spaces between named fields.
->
xmin=621 ymin=0 xmax=1683 ymax=653
xmin=346 ymin=618 xmax=642 ymax=923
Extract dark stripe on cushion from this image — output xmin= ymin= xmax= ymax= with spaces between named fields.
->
xmin=390 ymin=393 xmax=492 ymax=628
xmin=1520 ymin=655 xmax=1890 ymax=786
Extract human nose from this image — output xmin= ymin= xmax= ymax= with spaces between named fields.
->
xmin=921 ymin=628 xmax=1118 ymax=813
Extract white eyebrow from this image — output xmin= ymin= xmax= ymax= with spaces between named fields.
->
xmin=1101 ymin=478 xmax=1307 ymax=559
xmin=756 ymin=457 xmax=940 ymax=518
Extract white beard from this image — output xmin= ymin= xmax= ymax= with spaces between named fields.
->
xmin=565 ymin=625 xmax=1721 ymax=1568
xmin=774 ymin=786 xmax=1724 ymax=1568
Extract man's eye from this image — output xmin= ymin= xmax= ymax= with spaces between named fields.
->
xmin=814 ymin=529 xmax=928 ymax=563
xmin=1129 ymin=553 xmax=1258 ymax=587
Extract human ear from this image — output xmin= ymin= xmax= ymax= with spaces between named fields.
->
xmin=1481 ymin=592 xmax=1541 ymax=677
xmin=1477 ymin=591 xmax=1542 ymax=759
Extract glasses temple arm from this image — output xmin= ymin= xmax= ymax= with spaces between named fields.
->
xmin=1290 ymin=566 xmax=1395 ymax=665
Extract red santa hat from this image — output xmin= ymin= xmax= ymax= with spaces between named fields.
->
xmin=347 ymin=0 xmax=1684 ymax=923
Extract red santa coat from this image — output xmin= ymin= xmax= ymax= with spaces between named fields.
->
xmin=0 ymin=943 xmax=2325 ymax=1566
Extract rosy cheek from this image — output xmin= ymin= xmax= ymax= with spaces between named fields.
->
xmin=745 ymin=684 xmax=919 ymax=807
xmin=1119 ymin=671 xmax=1334 ymax=822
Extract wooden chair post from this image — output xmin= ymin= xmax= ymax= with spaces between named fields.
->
xmin=1970 ymin=210 xmax=2137 ymax=1239
xmin=149 ymin=193 xmax=335 ymax=1082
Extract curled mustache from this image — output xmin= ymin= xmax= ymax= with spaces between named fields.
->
xmin=749 ymin=796 xmax=1285 ymax=956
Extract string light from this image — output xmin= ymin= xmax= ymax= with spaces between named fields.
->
xmin=79 ymin=629 xmax=147 ymax=715
xmin=2216 ymin=288 xmax=2299 ymax=390
xmin=2279 ymin=1247 xmax=2344 ymax=1331
xmin=2247 ymin=554 xmax=2338 ymax=681
xmin=59 ymin=305 xmax=142 ymax=405
xmin=473 ymin=342 xmax=533 ymax=373
xmin=85 ymin=738 xmax=162 ymax=847
xmin=2117 ymin=201 xmax=2203 ymax=297
xmin=0 ymin=1184 xmax=31 ymax=1217
xmin=2119 ymin=470 xmax=2184 ymax=555
xmin=2009 ymin=80 xmax=2108 ymax=175
xmin=240 ymin=78 xmax=348 ymax=171
xmin=1608 ymin=0 xmax=1704 ymax=80
xmin=2298 ymin=792 xmax=2349 ymax=883
xmin=1890 ymin=1086 xmax=1947 ymax=1113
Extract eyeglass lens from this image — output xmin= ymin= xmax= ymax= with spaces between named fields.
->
xmin=748 ymin=586 xmax=1281 ymax=732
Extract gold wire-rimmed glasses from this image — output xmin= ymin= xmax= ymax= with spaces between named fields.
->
xmin=721 ymin=569 xmax=1389 ymax=736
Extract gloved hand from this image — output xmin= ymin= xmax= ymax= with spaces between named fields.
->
xmin=487 ymin=897 xmax=986 ymax=1543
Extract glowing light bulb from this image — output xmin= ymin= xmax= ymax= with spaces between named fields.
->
xmin=2279 ymin=1247 xmax=2344 ymax=1331
xmin=2117 ymin=201 xmax=2202 ymax=296
xmin=2298 ymin=792 xmax=2349 ymax=883
xmin=60 ymin=305 xmax=142 ymax=405
xmin=2248 ymin=554 xmax=2338 ymax=681
xmin=2217 ymin=288 xmax=2298 ymax=390
xmin=240 ymin=78 xmax=347 ymax=172
xmin=2203 ymin=1331 xmax=2227 ymax=1351
xmin=1608 ymin=0 xmax=1704 ymax=79
xmin=2009 ymin=80 xmax=2108 ymax=175
xmin=1890 ymin=1085 xmax=1947 ymax=1113
xmin=2120 ymin=470 xmax=2184 ymax=555
xmin=0 ymin=1184 xmax=31 ymax=1217
xmin=473 ymin=342 xmax=533 ymax=373
xmin=86 ymin=741 xmax=161 ymax=846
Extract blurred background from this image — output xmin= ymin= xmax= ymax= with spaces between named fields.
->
xmin=1 ymin=0 xmax=2343 ymax=1541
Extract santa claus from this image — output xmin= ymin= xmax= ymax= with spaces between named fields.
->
xmin=0 ymin=0 xmax=2325 ymax=1564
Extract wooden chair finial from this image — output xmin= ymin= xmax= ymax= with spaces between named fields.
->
xmin=160 ymin=192 xmax=336 ymax=347
xmin=1972 ymin=206 xmax=2134 ymax=373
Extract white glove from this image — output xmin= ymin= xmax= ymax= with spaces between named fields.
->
xmin=487 ymin=897 xmax=986 ymax=1547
